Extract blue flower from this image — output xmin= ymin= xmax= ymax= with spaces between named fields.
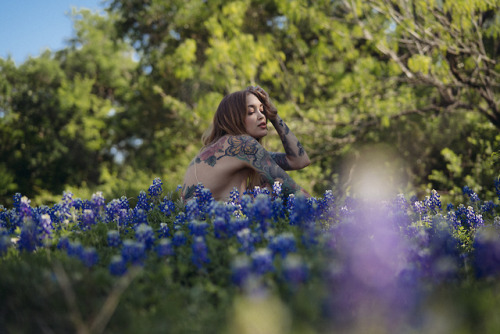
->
xmin=251 ymin=248 xmax=274 ymax=275
xmin=136 ymin=191 xmax=150 ymax=211
xmin=157 ymin=223 xmax=170 ymax=238
xmin=269 ymin=232 xmax=297 ymax=258
xmin=135 ymin=224 xmax=155 ymax=250
xmin=81 ymin=209 xmax=96 ymax=229
xmin=282 ymin=255 xmax=308 ymax=286
xmin=156 ymin=238 xmax=174 ymax=257
xmin=160 ymin=197 xmax=176 ymax=216
xmin=67 ymin=240 xmax=83 ymax=258
xmin=231 ymin=256 xmax=251 ymax=287
xmin=107 ymin=230 xmax=121 ymax=247
xmin=121 ymin=240 xmax=146 ymax=265
xmin=495 ymin=177 xmax=500 ymax=201
xmin=472 ymin=227 xmax=500 ymax=278
xmin=188 ymin=220 xmax=209 ymax=237
xmin=191 ymin=236 xmax=210 ymax=269
xmin=109 ymin=255 xmax=127 ymax=276
xmin=80 ymin=247 xmax=99 ymax=268
xmin=148 ymin=177 xmax=163 ymax=199
xmin=172 ymin=231 xmax=187 ymax=247
xmin=237 ymin=228 xmax=256 ymax=255
xmin=18 ymin=220 xmax=40 ymax=252
xmin=91 ymin=191 xmax=106 ymax=215
xmin=213 ymin=216 xmax=228 ymax=239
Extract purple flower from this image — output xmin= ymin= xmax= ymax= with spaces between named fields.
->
xmin=213 ymin=216 xmax=228 ymax=239
xmin=160 ymin=197 xmax=176 ymax=216
xmin=81 ymin=209 xmax=96 ymax=229
xmin=18 ymin=220 xmax=40 ymax=252
xmin=136 ymin=191 xmax=149 ymax=211
xmin=91 ymin=192 xmax=105 ymax=215
xmin=67 ymin=240 xmax=83 ymax=258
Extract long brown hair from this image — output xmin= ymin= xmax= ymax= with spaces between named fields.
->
xmin=201 ymin=89 xmax=266 ymax=189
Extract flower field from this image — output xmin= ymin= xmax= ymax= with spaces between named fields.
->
xmin=1 ymin=178 xmax=500 ymax=334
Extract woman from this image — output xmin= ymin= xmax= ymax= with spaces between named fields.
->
xmin=182 ymin=86 xmax=310 ymax=201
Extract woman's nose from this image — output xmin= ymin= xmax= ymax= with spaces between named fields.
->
xmin=257 ymin=110 xmax=265 ymax=119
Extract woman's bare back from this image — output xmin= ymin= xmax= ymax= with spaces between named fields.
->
xmin=182 ymin=134 xmax=304 ymax=202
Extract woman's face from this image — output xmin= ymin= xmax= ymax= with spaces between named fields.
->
xmin=244 ymin=93 xmax=268 ymax=139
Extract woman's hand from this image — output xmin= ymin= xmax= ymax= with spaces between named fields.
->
xmin=247 ymin=86 xmax=278 ymax=121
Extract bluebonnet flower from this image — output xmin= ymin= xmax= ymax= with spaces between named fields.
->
xmin=19 ymin=196 xmax=32 ymax=221
xmin=39 ymin=214 xmax=53 ymax=239
xmin=289 ymin=195 xmax=314 ymax=226
xmin=472 ymin=227 xmax=500 ymax=278
xmin=237 ymin=228 xmax=256 ymax=255
xmin=272 ymin=181 xmax=282 ymax=197
xmin=466 ymin=206 xmax=484 ymax=228
xmin=227 ymin=217 xmax=249 ymax=237
xmin=107 ymin=230 xmax=121 ymax=247
xmin=121 ymin=240 xmax=146 ymax=265
xmin=191 ymin=236 xmax=210 ymax=269
xmin=13 ymin=193 xmax=22 ymax=211
xmin=91 ymin=191 xmax=105 ymax=216
xmin=412 ymin=201 xmax=427 ymax=216
xmin=174 ymin=212 xmax=187 ymax=226
xmin=135 ymin=224 xmax=155 ymax=250
xmin=80 ymin=247 xmax=99 ymax=268
xmin=160 ymin=197 xmax=176 ymax=216
xmin=57 ymin=236 xmax=70 ymax=250
xmin=271 ymin=198 xmax=286 ymax=221
xmin=424 ymin=190 xmax=442 ymax=212
xmin=213 ymin=216 xmax=228 ymax=239
xmin=157 ymin=223 xmax=170 ymax=238
xmin=252 ymin=194 xmax=273 ymax=231
xmin=251 ymin=248 xmax=274 ymax=275
xmin=156 ymin=238 xmax=174 ymax=257
xmin=481 ymin=201 xmax=497 ymax=215
xmin=148 ymin=177 xmax=163 ymax=199
xmin=188 ymin=220 xmax=210 ymax=237
xmin=229 ymin=187 xmax=240 ymax=206
xmin=446 ymin=203 xmax=454 ymax=212
xmin=67 ymin=240 xmax=83 ymax=258
xmin=172 ymin=231 xmax=187 ymax=247
xmin=185 ymin=198 xmax=202 ymax=221
xmin=131 ymin=208 xmax=148 ymax=226
xmin=194 ymin=184 xmax=214 ymax=212
xmin=231 ymin=256 xmax=251 ymax=287
xmin=18 ymin=220 xmax=40 ymax=252
xmin=269 ymin=233 xmax=297 ymax=258
xmin=81 ymin=209 xmax=96 ymax=230
xmin=282 ymin=255 xmax=308 ymax=286
xmin=109 ymin=255 xmax=127 ymax=276
xmin=136 ymin=191 xmax=150 ymax=211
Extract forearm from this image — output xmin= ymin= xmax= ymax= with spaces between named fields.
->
xmin=270 ymin=115 xmax=310 ymax=169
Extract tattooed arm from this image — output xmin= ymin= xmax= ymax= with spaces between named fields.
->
xmin=225 ymin=135 xmax=308 ymax=197
xmin=247 ymin=86 xmax=310 ymax=171
xmin=269 ymin=115 xmax=310 ymax=171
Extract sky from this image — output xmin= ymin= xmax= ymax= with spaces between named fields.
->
xmin=0 ymin=0 xmax=105 ymax=65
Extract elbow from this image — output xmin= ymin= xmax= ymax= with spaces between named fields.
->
xmin=291 ymin=157 xmax=310 ymax=170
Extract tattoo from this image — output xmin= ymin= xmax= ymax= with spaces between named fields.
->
xmin=297 ymin=141 xmax=305 ymax=156
xmin=182 ymin=184 xmax=196 ymax=200
xmin=270 ymin=152 xmax=292 ymax=171
xmin=223 ymin=135 xmax=301 ymax=196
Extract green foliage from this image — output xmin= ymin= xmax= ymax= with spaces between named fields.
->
xmin=1 ymin=0 xmax=499 ymax=206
